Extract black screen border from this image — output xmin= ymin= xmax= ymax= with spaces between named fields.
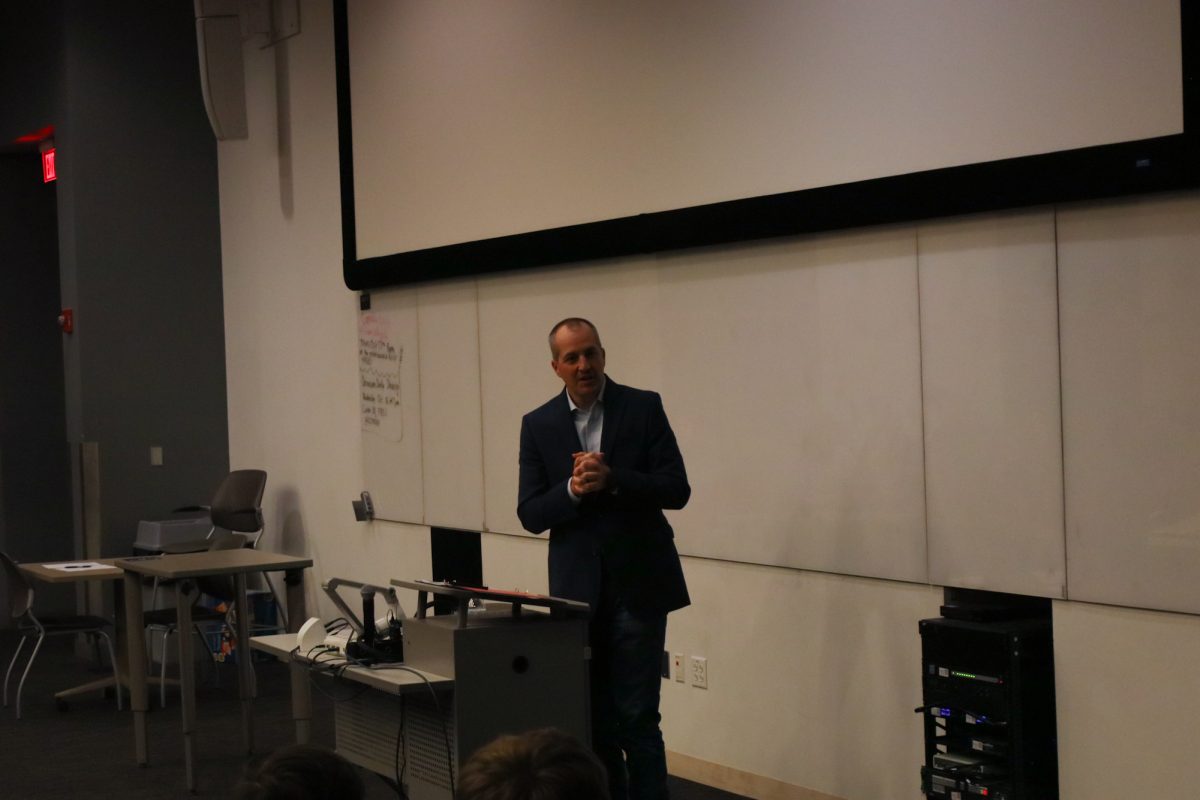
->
xmin=336 ymin=0 xmax=1200 ymax=292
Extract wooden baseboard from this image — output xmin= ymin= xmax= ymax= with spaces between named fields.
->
xmin=667 ymin=751 xmax=844 ymax=800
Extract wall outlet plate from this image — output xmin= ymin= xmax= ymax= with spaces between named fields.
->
xmin=690 ymin=655 xmax=708 ymax=689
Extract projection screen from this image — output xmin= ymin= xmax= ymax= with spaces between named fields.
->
xmin=335 ymin=0 xmax=1195 ymax=289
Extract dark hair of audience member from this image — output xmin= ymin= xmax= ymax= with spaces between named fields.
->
xmin=456 ymin=727 xmax=609 ymax=800
xmin=233 ymin=743 xmax=365 ymax=800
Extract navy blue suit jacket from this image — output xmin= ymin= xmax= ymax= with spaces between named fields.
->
xmin=517 ymin=378 xmax=691 ymax=617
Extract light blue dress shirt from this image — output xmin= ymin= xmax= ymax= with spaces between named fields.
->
xmin=565 ymin=377 xmax=606 ymax=502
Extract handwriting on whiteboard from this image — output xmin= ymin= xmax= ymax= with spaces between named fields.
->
xmin=359 ymin=312 xmax=403 ymax=441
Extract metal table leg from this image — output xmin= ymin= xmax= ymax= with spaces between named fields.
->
xmin=235 ymin=573 xmax=255 ymax=754
xmin=123 ymin=571 xmax=148 ymax=765
xmin=176 ymin=581 xmax=197 ymax=792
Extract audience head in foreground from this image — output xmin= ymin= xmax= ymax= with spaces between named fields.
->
xmin=457 ymin=727 xmax=610 ymax=800
xmin=233 ymin=743 xmax=365 ymax=800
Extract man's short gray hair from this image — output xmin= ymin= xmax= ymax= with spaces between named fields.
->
xmin=548 ymin=318 xmax=601 ymax=357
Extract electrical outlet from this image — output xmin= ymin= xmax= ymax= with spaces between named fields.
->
xmin=673 ymin=652 xmax=684 ymax=683
xmin=689 ymin=655 xmax=708 ymax=689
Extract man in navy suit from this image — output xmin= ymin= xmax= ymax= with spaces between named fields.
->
xmin=518 ymin=317 xmax=690 ymax=800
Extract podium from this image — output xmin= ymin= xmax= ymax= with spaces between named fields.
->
xmin=334 ymin=581 xmax=591 ymax=800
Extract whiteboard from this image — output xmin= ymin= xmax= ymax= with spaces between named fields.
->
xmin=1059 ymin=194 xmax=1200 ymax=614
xmin=416 ymin=279 xmax=485 ymax=531
xmin=919 ymin=210 xmax=1065 ymax=598
xmin=360 ymin=288 xmax=424 ymax=523
xmin=472 ymin=230 xmax=927 ymax=583
xmin=476 ymin=257 xmax=663 ymax=536
xmin=393 ymin=227 xmax=926 ymax=585
xmin=358 ymin=196 xmax=1200 ymax=612
xmin=656 ymin=228 xmax=927 ymax=582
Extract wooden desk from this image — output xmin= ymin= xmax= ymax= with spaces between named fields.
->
xmin=117 ymin=550 xmax=312 ymax=792
xmin=17 ymin=558 xmax=133 ymax=706
xmin=18 ymin=558 xmax=124 ymax=583
xmin=250 ymin=633 xmax=452 ymax=746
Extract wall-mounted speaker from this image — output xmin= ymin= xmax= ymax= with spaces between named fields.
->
xmin=194 ymin=0 xmax=248 ymax=140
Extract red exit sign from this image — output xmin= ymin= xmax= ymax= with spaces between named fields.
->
xmin=42 ymin=147 xmax=56 ymax=182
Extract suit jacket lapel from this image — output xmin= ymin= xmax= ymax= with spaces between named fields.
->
xmin=553 ymin=389 xmax=581 ymax=453
xmin=599 ymin=378 xmax=625 ymax=459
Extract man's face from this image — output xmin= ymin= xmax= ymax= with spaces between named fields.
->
xmin=551 ymin=324 xmax=606 ymax=407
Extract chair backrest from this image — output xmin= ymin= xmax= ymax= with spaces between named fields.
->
xmin=0 ymin=551 xmax=34 ymax=620
xmin=209 ymin=469 xmax=267 ymax=533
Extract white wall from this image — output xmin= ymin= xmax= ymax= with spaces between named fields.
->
xmin=216 ymin=9 xmax=430 ymax=613
xmin=217 ymin=3 xmax=1200 ymax=798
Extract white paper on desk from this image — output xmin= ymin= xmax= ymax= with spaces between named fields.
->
xmin=43 ymin=561 xmax=109 ymax=572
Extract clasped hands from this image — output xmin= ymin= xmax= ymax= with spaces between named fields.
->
xmin=570 ymin=450 xmax=611 ymax=496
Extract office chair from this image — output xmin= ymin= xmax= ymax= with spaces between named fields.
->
xmin=1 ymin=551 xmax=122 ymax=719
xmin=156 ymin=468 xmax=268 ymax=555
xmin=144 ymin=532 xmax=247 ymax=708
xmin=151 ymin=469 xmax=286 ymax=627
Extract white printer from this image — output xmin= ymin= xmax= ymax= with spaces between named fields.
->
xmin=132 ymin=511 xmax=223 ymax=554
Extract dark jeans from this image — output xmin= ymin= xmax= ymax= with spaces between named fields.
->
xmin=589 ymin=593 xmax=669 ymax=800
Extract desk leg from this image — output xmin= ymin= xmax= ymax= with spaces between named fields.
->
xmin=284 ymin=568 xmax=306 ymax=634
xmin=235 ymin=573 xmax=255 ymax=754
xmin=176 ymin=581 xmax=197 ymax=793
xmin=123 ymin=572 xmax=148 ymax=765
xmin=289 ymin=657 xmax=312 ymax=744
